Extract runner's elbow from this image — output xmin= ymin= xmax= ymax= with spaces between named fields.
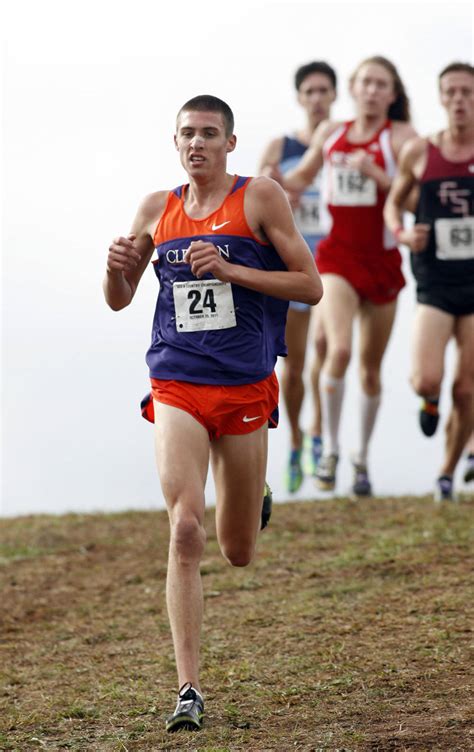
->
xmin=304 ymin=279 xmax=323 ymax=306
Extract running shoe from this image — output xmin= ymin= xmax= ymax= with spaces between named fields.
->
xmin=463 ymin=454 xmax=474 ymax=483
xmin=261 ymin=482 xmax=273 ymax=530
xmin=305 ymin=434 xmax=323 ymax=477
xmin=285 ymin=448 xmax=303 ymax=493
xmin=166 ymin=682 xmax=204 ymax=733
xmin=315 ymin=454 xmax=338 ymax=491
xmin=434 ymin=475 xmax=456 ymax=503
xmin=351 ymin=460 xmax=372 ymax=497
xmin=419 ymin=399 xmax=439 ymax=437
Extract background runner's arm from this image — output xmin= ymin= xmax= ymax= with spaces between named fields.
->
xmin=257 ymin=136 xmax=284 ymax=181
xmin=258 ymin=135 xmax=301 ymax=209
xmin=384 ymin=138 xmax=430 ymax=253
xmin=345 ymin=150 xmax=392 ymax=192
xmin=280 ymin=120 xmax=332 ymax=192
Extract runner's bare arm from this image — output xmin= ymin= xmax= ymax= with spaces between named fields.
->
xmin=103 ymin=192 xmax=167 ymax=310
xmin=346 ymin=122 xmax=418 ymax=192
xmin=185 ymin=177 xmax=323 ymax=305
xmin=257 ymin=136 xmax=284 ymax=181
xmin=384 ymin=137 xmax=431 ymax=252
xmin=281 ymin=120 xmax=336 ymax=191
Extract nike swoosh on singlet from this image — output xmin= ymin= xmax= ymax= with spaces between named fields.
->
xmin=242 ymin=415 xmax=261 ymax=422
xmin=211 ymin=221 xmax=231 ymax=231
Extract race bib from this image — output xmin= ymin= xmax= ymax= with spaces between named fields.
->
xmin=173 ymin=279 xmax=236 ymax=332
xmin=435 ymin=217 xmax=474 ymax=260
xmin=294 ymin=194 xmax=322 ymax=236
xmin=331 ymin=166 xmax=377 ymax=206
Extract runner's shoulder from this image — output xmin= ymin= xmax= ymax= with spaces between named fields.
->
xmin=398 ymin=134 xmax=429 ymax=166
xmin=247 ymin=175 xmax=287 ymax=201
xmin=138 ymin=190 xmax=169 ymax=218
xmin=313 ymin=119 xmax=342 ymax=145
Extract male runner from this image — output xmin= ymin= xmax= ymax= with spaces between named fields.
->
xmin=103 ymin=95 xmax=322 ymax=731
xmin=258 ymin=61 xmax=336 ymax=492
xmin=385 ymin=62 xmax=474 ymax=501
xmin=463 ymin=432 xmax=474 ymax=483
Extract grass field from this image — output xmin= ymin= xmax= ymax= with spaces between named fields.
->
xmin=1 ymin=494 xmax=473 ymax=751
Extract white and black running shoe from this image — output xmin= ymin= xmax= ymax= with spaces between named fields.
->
xmin=166 ymin=682 xmax=204 ymax=733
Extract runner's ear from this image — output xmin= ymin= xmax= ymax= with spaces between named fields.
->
xmin=226 ymin=134 xmax=237 ymax=153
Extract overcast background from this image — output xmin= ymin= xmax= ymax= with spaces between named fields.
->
xmin=2 ymin=0 xmax=473 ymax=516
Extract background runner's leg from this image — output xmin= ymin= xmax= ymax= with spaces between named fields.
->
xmin=441 ymin=315 xmax=474 ymax=476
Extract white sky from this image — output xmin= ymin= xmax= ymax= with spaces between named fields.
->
xmin=2 ymin=0 xmax=473 ymax=516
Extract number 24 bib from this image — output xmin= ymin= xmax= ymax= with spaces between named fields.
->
xmin=173 ymin=279 xmax=237 ymax=332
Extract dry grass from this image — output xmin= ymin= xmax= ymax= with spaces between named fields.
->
xmin=1 ymin=494 xmax=473 ymax=751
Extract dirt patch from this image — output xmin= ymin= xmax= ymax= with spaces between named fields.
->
xmin=1 ymin=495 xmax=473 ymax=750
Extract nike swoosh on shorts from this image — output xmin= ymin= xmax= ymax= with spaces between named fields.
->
xmin=242 ymin=415 xmax=261 ymax=422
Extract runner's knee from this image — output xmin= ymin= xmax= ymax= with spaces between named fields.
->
xmin=410 ymin=369 xmax=441 ymax=397
xmin=315 ymin=330 xmax=327 ymax=360
xmin=220 ymin=538 xmax=255 ymax=568
xmin=360 ymin=365 xmax=381 ymax=395
xmin=170 ymin=513 xmax=206 ymax=563
xmin=452 ymin=378 xmax=474 ymax=408
xmin=328 ymin=344 xmax=351 ymax=373
xmin=283 ymin=359 xmax=304 ymax=386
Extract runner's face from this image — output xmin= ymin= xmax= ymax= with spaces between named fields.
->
xmin=297 ymin=73 xmax=336 ymax=124
xmin=351 ymin=63 xmax=396 ymax=119
xmin=439 ymin=72 xmax=474 ymax=129
xmin=175 ymin=110 xmax=236 ymax=176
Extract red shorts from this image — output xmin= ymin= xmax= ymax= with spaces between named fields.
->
xmin=317 ymin=241 xmax=405 ymax=304
xmin=140 ymin=372 xmax=279 ymax=440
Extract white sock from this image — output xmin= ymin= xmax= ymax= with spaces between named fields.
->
xmin=355 ymin=391 xmax=381 ymax=465
xmin=320 ymin=372 xmax=345 ymax=456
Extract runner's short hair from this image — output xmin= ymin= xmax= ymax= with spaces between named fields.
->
xmin=294 ymin=61 xmax=337 ymax=91
xmin=177 ymin=95 xmax=234 ymax=136
xmin=439 ymin=62 xmax=474 ymax=83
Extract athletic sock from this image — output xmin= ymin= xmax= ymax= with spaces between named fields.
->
xmin=422 ymin=396 xmax=439 ymax=413
xmin=354 ymin=391 xmax=381 ymax=465
xmin=320 ymin=373 xmax=345 ymax=457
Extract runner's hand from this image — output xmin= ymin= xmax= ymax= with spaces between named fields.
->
xmin=261 ymin=163 xmax=284 ymax=184
xmin=107 ymin=234 xmax=141 ymax=272
xmin=184 ymin=240 xmax=231 ymax=281
xmin=346 ymin=150 xmax=375 ymax=176
xmin=286 ymin=188 xmax=302 ymax=210
xmin=399 ymin=224 xmax=431 ymax=253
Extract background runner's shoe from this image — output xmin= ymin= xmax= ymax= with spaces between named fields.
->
xmin=463 ymin=454 xmax=474 ymax=483
xmin=285 ymin=448 xmax=303 ymax=493
xmin=315 ymin=454 xmax=338 ymax=491
xmin=166 ymin=683 xmax=204 ymax=733
xmin=419 ymin=399 xmax=439 ymax=437
xmin=351 ymin=461 xmax=372 ymax=497
xmin=434 ymin=475 xmax=456 ymax=503
xmin=261 ymin=482 xmax=273 ymax=530
xmin=304 ymin=435 xmax=323 ymax=477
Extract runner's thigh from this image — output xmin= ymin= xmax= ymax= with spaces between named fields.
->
xmin=211 ymin=425 xmax=268 ymax=548
xmin=411 ymin=304 xmax=454 ymax=384
xmin=153 ymin=401 xmax=210 ymax=520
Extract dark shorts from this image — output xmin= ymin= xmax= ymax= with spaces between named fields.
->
xmin=416 ymin=283 xmax=474 ymax=317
